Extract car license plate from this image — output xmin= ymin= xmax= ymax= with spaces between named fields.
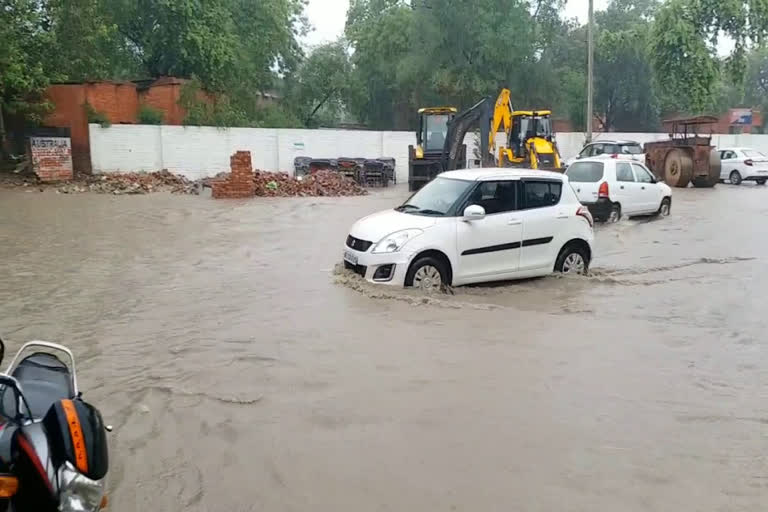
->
xmin=344 ymin=250 xmax=358 ymax=265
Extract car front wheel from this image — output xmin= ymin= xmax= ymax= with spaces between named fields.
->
xmin=405 ymin=256 xmax=448 ymax=292
xmin=656 ymin=197 xmax=671 ymax=217
xmin=554 ymin=244 xmax=590 ymax=275
xmin=757 ymin=179 xmax=767 ymax=186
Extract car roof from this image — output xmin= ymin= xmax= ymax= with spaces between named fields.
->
xmin=569 ymin=157 xmax=632 ymax=164
xmin=440 ymin=168 xmax=566 ymax=181
xmin=587 ymin=140 xmax=641 ymax=145
xmin=719 ymin=147 xmax=753 ymax=151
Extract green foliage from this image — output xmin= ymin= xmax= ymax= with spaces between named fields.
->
xmin=595 ymin=28 xmax=659 ymax=131
xmin=650 ymin=0 xmax=768 ymax=114
xmin=84 ymin=102 xmax=111 ymax=127
xmin=650 ymin=0 xmax=719 ymax=114
xmin=138 ymin=104 xmax=164 ymax=125
xmin=285 ymin=40 xmax=358 ymax=127
xmin=0 ymin=0 xmax=55 ymax=151
xmin=178 ymin=78 xmax=249 ymax=127
xmin=5 ymin=0 xmax=768 ymax=135
xmin=43 ymin=0 xmax=139 ymax=82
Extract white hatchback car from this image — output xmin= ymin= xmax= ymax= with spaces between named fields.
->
xmin=565 ymin=157 xmax=672 ymax=223
xmin=565 ymin=140 xmax=645 ymax=168
xmin=343 ymin=169 xmax=595 ymax=291
xmin=718 ymin=148 xmax=768 ymax=185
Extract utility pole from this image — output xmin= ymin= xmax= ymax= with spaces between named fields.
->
xmin=586 ymin=0 xmax=594 ymax=143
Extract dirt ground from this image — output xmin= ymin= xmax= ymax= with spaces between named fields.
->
xmin=1 ymin=182 xmax=766 ymax=511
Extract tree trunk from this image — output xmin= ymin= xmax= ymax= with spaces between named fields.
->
xmin=0 ymin=102 xmax=9 ymax=159
xmin=305 ymin=89 xmax=336 ymax=126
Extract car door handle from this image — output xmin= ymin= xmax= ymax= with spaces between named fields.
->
xmin=641 ymin=186 xmax=646 ymax=190
xmin=619 ymin=185 xmax=624 ymax=189
xmin=557 ymin=214 xmax=569 ymax=219
xmin=508 ymin=219 xmax=522 ymax=225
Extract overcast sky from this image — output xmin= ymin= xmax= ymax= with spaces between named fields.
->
xmin=302 ymin=0 xmax=732 ymax=54
xmin=302 ymin=0 xmax=610 ymax=47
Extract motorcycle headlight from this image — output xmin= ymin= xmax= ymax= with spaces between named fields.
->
xmin=372 ymin=229 xmax=423 ymax=254
xmin=58 ymin=462 xmax=106 ymax=512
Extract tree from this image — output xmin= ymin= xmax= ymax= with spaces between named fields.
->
xmin=285 ymin=40 xmax=359 ymax=127
xmin=345 ymin=0 xmax=422 ymax=129
xmin=0 ymin=0 xmax=53 ymax=154
xmin=650 ymin=0 xmax=768 ymax=114
xmin=43 ymin=0 xmax=139 ymax=82
xmin=594 ymin=28 xmax=659 ymax=131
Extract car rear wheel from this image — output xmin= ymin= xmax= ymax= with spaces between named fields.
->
xmin=554 ymin=244 xmax=590 ymax=275
xmin=406 ymin=256 xmax=447 ymax=292
xmin=730 ymin=170 xmax=743 ymax=185
xmin=606 ymin=204 xmax=621 ymax=223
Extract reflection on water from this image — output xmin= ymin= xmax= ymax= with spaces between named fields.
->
xmin=0 ymin=183 xmax=766 ymax=511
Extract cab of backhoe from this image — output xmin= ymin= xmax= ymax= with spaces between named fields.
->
xmin=506 ymin=110 xmax=561 ymax=169
xmin=509 ymin=111 xmax=554 ymax=153
xmin=415 ymin=107 xmax=457 ymax=158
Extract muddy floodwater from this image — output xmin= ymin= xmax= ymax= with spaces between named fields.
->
xmin=1 ymin=183 xmax=767 ymax=511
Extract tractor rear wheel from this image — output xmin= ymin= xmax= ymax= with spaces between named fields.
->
xmin=663 ymin=149 xmax=693 ymax=188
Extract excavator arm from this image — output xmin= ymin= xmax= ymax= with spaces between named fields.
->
xmin=490 ymin=89 xmax=513 ymax=157
xmin=441 ymin=96 xmax=494 ymax=171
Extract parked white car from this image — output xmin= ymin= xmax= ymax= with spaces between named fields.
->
xmin=565 ymin=157 xmax=672 ymax=223
xmin=718 ymin=148 xmax=768 ymax=185
xmin=343 ymin=169 xmax=594 ymax=291
xmin=565 ymin=140 xmax=645 ymax=168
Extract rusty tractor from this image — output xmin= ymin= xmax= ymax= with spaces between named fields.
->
xmin=644 ymin=116 xmax=721 ymax=188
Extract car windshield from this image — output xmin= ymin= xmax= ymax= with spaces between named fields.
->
xmin=621 ymin=144 xmax=643 ymax=154
xmin=565 ymin=161 xmax=604 ymax=182
xmin=397 ymin=177 xmax=474 ymax=216
xmin=743 ymin=149 xmax=765 ymax=158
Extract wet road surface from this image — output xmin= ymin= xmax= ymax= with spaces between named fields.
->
xmin=1 ymin=183 xmax=767 ymax=511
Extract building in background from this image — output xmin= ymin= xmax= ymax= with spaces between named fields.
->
xmin=713 ymin=108 xmax=764 ymax=134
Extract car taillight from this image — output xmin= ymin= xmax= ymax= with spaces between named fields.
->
xmin=598 ymin=181 xmax=609 ymax=198
xmin=576 ymin=206 xmax=594 ymax=227
xmin=745 ymin=159 xmax=753 ymax=166
xmin=610 ymin=153 xmax=618 ymax=159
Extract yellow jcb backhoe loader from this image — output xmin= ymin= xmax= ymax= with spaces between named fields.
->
xmin=491 ymin=89 xmax=563 ymax=171
xmin=408 ymin=107 xmax=462 ymax=191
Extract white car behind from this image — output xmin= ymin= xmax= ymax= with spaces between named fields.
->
xmin=343 ymin=169 xmax=594 ymax=291
xmin=565 ymin=140 xmax=645 ymax=168
xmin=718 ymin=148 xmax=768 ymax=185
xmin=565 ymin=157 xmax=672 ymax=223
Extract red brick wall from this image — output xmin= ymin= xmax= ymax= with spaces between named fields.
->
xmin=212 ymin=151 xmax=256 ymax=199
xmin=140 ymin=84 xmax=185 ymax=125
xmin=44 ymin=85 xmax=90 ymax=173
xmin=85 ymin=82 xmax=138 ymax=124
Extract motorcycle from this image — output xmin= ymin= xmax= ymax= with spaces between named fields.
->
xmin=0 ymin=337 xmax=109 ymax=511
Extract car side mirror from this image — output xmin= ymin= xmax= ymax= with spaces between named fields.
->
xmin=0 ymin=336 xmax=4 ymax=366
xmin=462 ymin=204 xmax=486 ymax=221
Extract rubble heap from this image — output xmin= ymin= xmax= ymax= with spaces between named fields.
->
xmin=253 ymin=170 xmax=368 ymax=197
xmin=1 ymin=169 xmax=198 ymax=194
xmin=78 ymin=170 xmax=195 ymax=195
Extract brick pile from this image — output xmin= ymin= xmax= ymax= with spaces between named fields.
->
xmin=211 ymin=151 xmax=256 ymax=199
xmin=253 ymin=170 xmax=367 ymax=197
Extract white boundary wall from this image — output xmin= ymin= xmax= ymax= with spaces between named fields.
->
xmin=90 ymin=124 xmax=768 ymax=183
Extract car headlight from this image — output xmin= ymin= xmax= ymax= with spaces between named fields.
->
xmin=372 ymin=229 xmax=423 ymax=254
xmin=58 ymin=462 xmax=106 ymax=512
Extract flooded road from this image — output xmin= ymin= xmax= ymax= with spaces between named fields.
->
xmin=1 ymin=183 xmax=767 ymax=511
